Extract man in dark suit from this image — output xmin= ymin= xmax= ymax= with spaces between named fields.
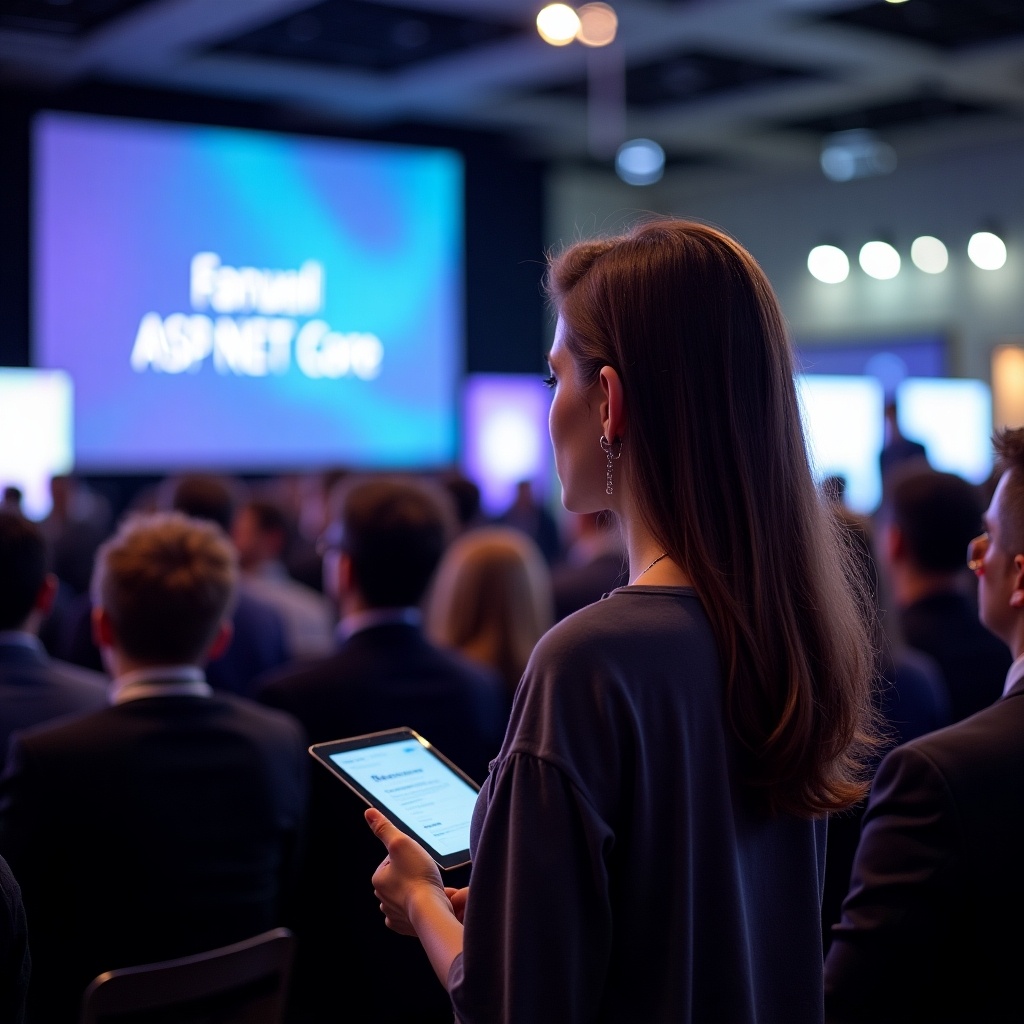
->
xmin=0 ymin=511 xmax=107 ymax=765
xmin=880 ymin=465 xmax=1010 ymax=722
xmin=824 ymin=427 xmax=1024 ymax=1023
xmin=0 ymin=511 xmax=308 ymax=1023
xmin=257 ymin=475 xmax=508 ymax=1024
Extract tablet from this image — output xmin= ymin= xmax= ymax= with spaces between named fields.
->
xmin=309 ymin=727 xmax=481 ymax=870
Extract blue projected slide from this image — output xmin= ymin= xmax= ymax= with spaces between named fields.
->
xmin=33 ymin=111 xmax=463 ymax=471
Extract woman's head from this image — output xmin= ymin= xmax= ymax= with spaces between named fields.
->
xmin=546 ymin=219 xmax=801 ymax=546
xmin=546 ymin=219 xmax=879 ymax=817
xmin=426 ymin=526 xmax=554 ymax=696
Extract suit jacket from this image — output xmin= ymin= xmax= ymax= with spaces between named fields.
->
xmin=0 ymin=636 xmax=108 ymax=768
xmin=256 ymin=622 xmax=510 ymax=1024
xmin=0 ymin=853 xmax=29 ymax=1024
xmin=0 ymin=690 xmax=308 ymax=1024
xmin=899 ymin=591 xmax=1011 ymax=723
xmin=824 ymin=678 xmax=1024 ymax=1023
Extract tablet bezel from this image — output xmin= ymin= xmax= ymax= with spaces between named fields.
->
xmin=308 ymin=727 xmax=480 ymax=871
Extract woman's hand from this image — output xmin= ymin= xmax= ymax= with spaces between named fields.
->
xmin=366 ymin=808 xmax=449 ymax=936
xmin=444 ymin=886 xmax=470 ymax=923
xmin=366 ymin=809 xmax=467 ymax=988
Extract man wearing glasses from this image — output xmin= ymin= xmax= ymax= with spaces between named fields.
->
xmin=824 ymin=427 xmax=1024 ymax=1023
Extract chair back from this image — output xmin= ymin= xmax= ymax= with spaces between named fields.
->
xmin=79 ymin=927 xmax=294 ymax=1024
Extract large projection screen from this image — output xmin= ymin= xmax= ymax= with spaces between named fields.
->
xmin=32 ymin=111 xmax=463 ymax=472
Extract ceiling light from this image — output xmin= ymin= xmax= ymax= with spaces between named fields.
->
xmin=576 ymin=3 xmax=617 ymax=46
xmin=615 ymin=139 xmax=664 ymax=185
xmin=807 ymin=245 xmax=849 ymax=284
xmin=968 ymin=231 xmax=1007 ymax=270
xmin=859 ymin=241 xmax=901 ymax=280
xmin=910 ymin=235 xmax=948 ymax=274
xmin=537 ymin=4 xmax=580 ymax=45
xmin=820 ymin=129 xmax=897 ymax=183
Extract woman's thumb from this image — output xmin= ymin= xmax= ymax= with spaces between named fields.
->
xmin=365 ymin=807 xmax=396 ymax=847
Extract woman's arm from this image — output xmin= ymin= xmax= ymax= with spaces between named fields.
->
xmin=366 ymin=808 xmax=465 ymax=987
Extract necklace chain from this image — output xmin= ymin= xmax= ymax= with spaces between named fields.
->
xmin=633 ymin=552 xmax=668 ymax=584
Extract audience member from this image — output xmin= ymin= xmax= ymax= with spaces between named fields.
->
xmin=821 ymin=508 xmax=950 ymax=954
xmin=426 ymin=525 xmax=553 ymax=700
xmin=37 ymin=475 xmax=111 ymax=598
xmin=256 ymin=475 xmax=508 ymax=1024
xmin=0 ymin=853 xmax=29 ymax=1024
xmin=363 ymin=220 xmax=879 ymax=1023
xmin=170 ymin=474 xmax=293 ymax=695
xmin=824 ymin=426 xmax=1024 ymax=1023
xmin=880 ymin=465 xmax=1010 ymax=721
xmin=438 ymin=469 xmax=486 ymax=535
xmin=550 ymin=509 xmax=628 ymax=620
xmin=253 ymin=472 xmax=331 ymax=593
xmin=878 ymin=396 xmax=928 ymax=487
xmin=0 ymin=512 xmax=308 ymax=1023
xmin=0 ymin=488 xmax=23 ymax=515
xmin=0 ymin=511 xmax=107 ymax=767
xmin=231 ymin=496 xmax=335 ymax=660
xmin=495 ymin=478 xmax=562 ymax=565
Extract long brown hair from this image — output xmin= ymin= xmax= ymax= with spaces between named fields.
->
xmin=546 ymin=218 xmax=880 ymax=818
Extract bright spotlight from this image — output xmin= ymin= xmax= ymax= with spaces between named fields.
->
xmin=968 ymin=231 xmax=1007 ymax=270
xmin=910 ymin=235 xmax=948 ymax=274
xmin=577 ymin=3 xmax=617 ymax=46
xmin=859 ymin=240 xmax=901 ymax=280
xmin=615 ymin=138 xmax=665 ymax=185
xmin=807 ymin=245 xmax=850 ymax=284
xmin=537 ymin=3 xmax=580 ymax=45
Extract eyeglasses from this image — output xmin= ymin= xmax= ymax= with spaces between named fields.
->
xmin=967 ymin=532 xmax=989 ymax=575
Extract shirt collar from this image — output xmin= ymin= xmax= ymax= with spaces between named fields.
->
xmin=110 ymin=665 xmax=211 ymax=705
xmin=336 ymin=607 xmax=421 ymax=644
xmin=1004 ymin=651 xmax=1024 ymax=698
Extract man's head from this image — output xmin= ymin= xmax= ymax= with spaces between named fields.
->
xmin=91 ymin=511 xmax=237 ymax=668
xmin=970 ymin=428 xmax=1024 ymax=651
xmin=167 ymin=474 xmax=241 ymax=533
xmin=0 ymin=511 xmax=56 ymax=632
xmin=331 ymin=476 xmax=456 ymax=610
xmin=884 ymin=467 xmax=984 ymax=581
xmin=231 ymin=499 xmax=289 ymax=572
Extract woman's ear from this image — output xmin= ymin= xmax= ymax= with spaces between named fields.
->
xmin=1011 ymin=554 xmax=1024 ymax=607
xmin=598 ymin=365 xmax=625 ymax=443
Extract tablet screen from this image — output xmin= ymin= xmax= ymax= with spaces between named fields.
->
xmin=309 ymin=728 xmax=481 ymax=870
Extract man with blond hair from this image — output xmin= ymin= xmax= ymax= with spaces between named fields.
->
xmin=0 ymin=512 xmax=307 ymax=1023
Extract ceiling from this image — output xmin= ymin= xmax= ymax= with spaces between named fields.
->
xmin=2 ymin=0 xmax=1024 ymax=182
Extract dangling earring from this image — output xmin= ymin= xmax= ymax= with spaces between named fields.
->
xmin=600 ymin=435 xmax=622 ymax=496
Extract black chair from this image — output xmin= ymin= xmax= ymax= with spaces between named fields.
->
xmin=78 ymin=927 xmax=295 ymax=1024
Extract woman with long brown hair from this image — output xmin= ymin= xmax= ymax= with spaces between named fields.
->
xmin=365 ymin=219 xmax=879 ymax=1023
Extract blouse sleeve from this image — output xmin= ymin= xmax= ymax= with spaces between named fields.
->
xmin=449 ymin=750 xmax=614 ymax=1024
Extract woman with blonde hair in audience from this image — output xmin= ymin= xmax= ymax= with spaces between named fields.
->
xmin=426 ymin=525 xmax=553 ymax=702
